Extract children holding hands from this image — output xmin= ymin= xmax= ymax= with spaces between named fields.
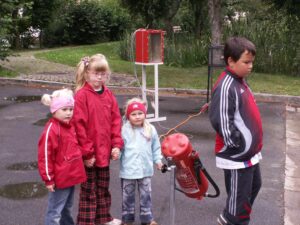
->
xmin=38 ymin=53 xmax=163 ymax=225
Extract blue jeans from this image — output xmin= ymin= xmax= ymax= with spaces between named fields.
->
xmin=121 ymin=177 xmax=153 ymax=224
xmin=45 ymin=186 xmax=75 ymax=225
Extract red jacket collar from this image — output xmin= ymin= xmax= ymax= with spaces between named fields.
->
xmin=83 ymin=82 xmax=106 ymax=93
xmin=50 ymin=117 xmax=71 ymax=128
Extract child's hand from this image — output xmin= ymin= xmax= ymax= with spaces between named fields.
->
xmin=156 ymin=162 xmax=163 ymax=171
xmin=84 ymin=157 xmax=95 ymax=168
xmin=46 ymin=184 xmax=55 ymax=192
xmin=111 ymin=147 xmax=120 ymax=160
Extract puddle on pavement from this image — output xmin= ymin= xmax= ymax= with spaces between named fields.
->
xmin=0 ymin=182 xmax=47 ymax=200
xmin=184 ymin=130 xmax=215 ymax=140
xmin=33 ymin=113 xmax=52 ymax=126
xmin=6 ymin=161 xmax=38 ymax=171
xmin=3 ymin=95 xmax=41 ymax=103
xmin=0 ymin=104 xmax=9 ymax=110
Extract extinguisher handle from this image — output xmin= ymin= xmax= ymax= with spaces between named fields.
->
xmin=161 ymin=164 xmax=170 ymax=173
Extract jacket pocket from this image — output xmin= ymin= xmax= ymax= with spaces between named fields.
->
xmin=64 ymin=141 xmax=82 ymax=162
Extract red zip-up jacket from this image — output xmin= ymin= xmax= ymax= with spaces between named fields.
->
xmin=72 ymin=83 xmax=124 ymax=167
xmin=38 ymin=117 xmax=87 ymax=189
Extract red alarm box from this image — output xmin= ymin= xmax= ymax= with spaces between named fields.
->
xmin=135 ymin=29 xmax=164 ymax=64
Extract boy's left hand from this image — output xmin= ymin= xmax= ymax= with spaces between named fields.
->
xmin=111 ymin=147 xmax=120 ymax=160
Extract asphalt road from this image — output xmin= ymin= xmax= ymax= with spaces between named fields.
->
xmin=0 ymin=85 xmax=286 ymax=225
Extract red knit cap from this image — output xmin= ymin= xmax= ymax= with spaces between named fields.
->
xmin=126 ymin=102 xmax=146 ymax=119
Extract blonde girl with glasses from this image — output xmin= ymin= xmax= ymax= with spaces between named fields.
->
xmin=73 ymin=54 xmax=124 ymax=225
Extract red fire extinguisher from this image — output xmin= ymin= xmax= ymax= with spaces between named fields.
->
xmin=161 ymin=133 xmax=220 ymax=200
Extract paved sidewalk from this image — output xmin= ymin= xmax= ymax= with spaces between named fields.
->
xmin=1 ymin=54 xmax=300 ymax=224
xmin=284 ymin=106 xmax=300 ymax=225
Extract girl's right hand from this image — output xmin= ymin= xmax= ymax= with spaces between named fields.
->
xmin=156 ymin=162 xmax=163 ymax=171
xmin=46 ymin=184 xmax=55 ymax=192
xmin=111 ymin=147 xmax=120 ymax=160
xmin=84 ymin=157 xmax=96 ymax=167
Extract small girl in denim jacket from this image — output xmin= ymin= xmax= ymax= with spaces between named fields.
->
xmin=120 ymin=97 xmax=163 ymax=225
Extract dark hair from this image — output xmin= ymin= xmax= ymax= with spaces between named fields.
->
xmin=224 ymin=37 xmax=256 ymax=65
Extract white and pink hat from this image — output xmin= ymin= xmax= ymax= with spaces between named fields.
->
xmin=50 ymin=96 xmax=74 ymax=113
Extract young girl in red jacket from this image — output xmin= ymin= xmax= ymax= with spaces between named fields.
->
xmin=73 ymin=54 xmax=124 ymax=225
xmin=38 ymin=88 xmax=86 ymax=225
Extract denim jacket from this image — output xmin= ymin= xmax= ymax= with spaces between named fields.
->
xmin=120 ymin=121 xmax=162 ymax=179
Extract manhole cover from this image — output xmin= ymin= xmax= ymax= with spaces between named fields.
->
xmin=33 ymin=113 xmax=52 ymax=126
xmin=7 ymin=161 xmax=38 ymax=171
xmin=0 ymin=182 xmax=47 ymax=200
xmin=4 ymin=95 xmax=41 ymax=103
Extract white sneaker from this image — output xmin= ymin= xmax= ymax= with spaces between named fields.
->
xmin=102 ymin=218 xmax=122 ymax=225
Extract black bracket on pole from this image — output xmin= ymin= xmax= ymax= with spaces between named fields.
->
xmin=207 ymin=45 xmax=226 ymax=103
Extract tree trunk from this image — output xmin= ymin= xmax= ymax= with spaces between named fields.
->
xmin=208 ymin=0 xmax=222 ymax=46
xmin=164 ymin=0 xmax=182 ymax=35
xmin=194 ymin=8 xmax=202 ymax=38
xmin=11 ymin=9 xmax=21 ymax=49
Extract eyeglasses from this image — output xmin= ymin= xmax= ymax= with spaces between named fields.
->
xmin=89 ymin=71 xmax=109 ymax=77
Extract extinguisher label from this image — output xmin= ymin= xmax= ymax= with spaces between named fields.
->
xmin=176 ymin=167 xmax=200 ymax=194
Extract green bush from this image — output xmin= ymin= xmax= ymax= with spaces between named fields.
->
xmin=223 ymin=10 xmax=300 ymax=76
xmin=43 ymin=0 xmax=130 ymax=46
xmin=164 ymin=33 xmax=209 ymax=67
xmin=43 ymin=19 xmax=70 ymax=47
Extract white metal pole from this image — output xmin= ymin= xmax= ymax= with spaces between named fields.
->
xmin=170 ymin=164 xmax=176 ymax=225
xmin=154 ymin=63 xmax=159 ymax=119
xmin=142 ymin=64 xmax=147 ymax=103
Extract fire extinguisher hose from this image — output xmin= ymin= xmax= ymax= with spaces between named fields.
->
xmin=193 ymin=156 xmax=220 ymax=198
xmin=199 ymin=165 xmax=220 ymax=198
xmin=160 ymin=102 xmax=210 ymax=140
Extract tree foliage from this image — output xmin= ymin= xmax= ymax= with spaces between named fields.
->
xmin=120 ymin=0 xmax=183 ymax=32
xmin=268 ymin=0 xmax=300 ymax=16
xmin=0 ymin=0 xmax=13 ymax=59
xmin=223 ymin=0 xmax=300 ymax=75
xmin=0 ymin=0 xmax=33 ymax=59
xmin=120 ymin=0 xmax=167 ymax=28
xmin=43 ymin=0 xmax=130 ymax=46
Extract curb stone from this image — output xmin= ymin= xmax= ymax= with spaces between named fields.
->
xmin=1 ymin=77 xmax=300 ymax=107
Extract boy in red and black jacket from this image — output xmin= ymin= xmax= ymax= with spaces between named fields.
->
xmin=209 ymin=37 xmax=263 ymax=225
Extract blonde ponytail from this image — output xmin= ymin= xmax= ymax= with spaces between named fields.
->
xmin=75 ymin=57 xmax=89 ymax=92
xmin=41 ymin=94 xmax=52 ymax=106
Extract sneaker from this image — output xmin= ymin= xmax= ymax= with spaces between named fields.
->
xmin=102 ymin=218 xmax=122 ymax=225
xmin=217 ymin=214 xmax=229 ymax=225
xmin=141 ymin=221 xmax=158 ymax=225
xmin=150 ymin=221 xmax=158 ymax=225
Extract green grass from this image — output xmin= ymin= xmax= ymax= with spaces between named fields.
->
xmin=0 ymin=67 xmax=18 ymax=77
xmin=32 ymin=42 xmax=300 ymax=96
